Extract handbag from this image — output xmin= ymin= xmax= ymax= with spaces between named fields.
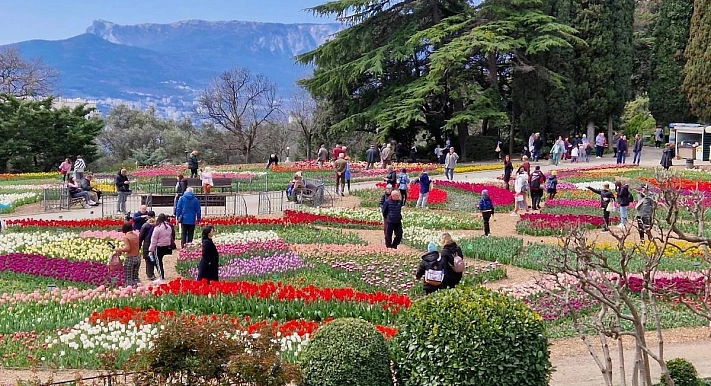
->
xmin=108 ymin=253 xmax=123 ymax=272
xmin=606 ymin=201 xmax=615 ymax=212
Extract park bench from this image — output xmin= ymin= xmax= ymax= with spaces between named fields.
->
xmin=60 ymin=188 xmax=86 ymax=209
xmin=287 ymin=179 xmax=326 ymax=207
xmin=141 ymin=194 xmax=227 ymax=208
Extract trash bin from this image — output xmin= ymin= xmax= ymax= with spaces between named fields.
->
xmin=686 ymin=158 xmax=694 ymax=169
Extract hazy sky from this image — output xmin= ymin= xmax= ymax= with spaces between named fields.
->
xmin=0 ymin=0 xmax=333 ymax=45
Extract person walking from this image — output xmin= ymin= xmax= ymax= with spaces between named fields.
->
xmin=113 ymin=221 xmax=141 ymax=287
xmin=188 ymin=151 xmax=200 ymax=178
xmin=334 ymin=153 xmax=347 ymax=196
xmin=317 ymin=144 xmax=329 ymax=168
xmin=632 ymin=134 xmax=643 ymax=165
xmin=587 ymin=183 xmax=615 ymax=233
xmin=615 ymin=181 xmax=633 ymax=229
xmin=138 ymin=211 xmax=157 ymax=280
xmin=344 ymin=156 xmax=352 ymax=194
xmin=149 ymin=213 xmax=174 ymax=281
xmin=440 ymin=233 xmax=464 ymax=289
xmin=654 ymin=126 xmax=664 ymax=148
xmin=365 ymin=145 xmax=379 ymax=170
xmin=551 ymin=137 xmax=564 ymax=166
xmin=175 ymin=187 xmax=202 ymax=246
xmin=382 ymin=190 xmax=403 ymax=249
xmin=660 ymin=143 xmax=674 ymax=170
xmin=595 ymin=133 xmax=605 ymax=158
xmin=503 ymin=154 xmax=514 ymax=191
xmin=73 ymin=155 xmax=86 ymax=181
xmin=380 ymin=143 xmax=392 ymax=168
xmin=477 ymin=190 xmax=495 ymax=236
xmin=415 ymin=171 xmax=431 ymax=208
xmin=115 ymin=169 xmax=131 ymax=214
xmin=529 ymin=166 xmax=546 ymax=210
xmin=444 ymin=147 xmax=459 ymax=181
xmin=397 ymin=168 xmax=410 ymax=206
xmin=197 ymin=226 xmax=219 ymax=282
xmin=635 ymin=185 xmax=656 ymax=242
xmin=415 ymin=242 xmax=444 ymax=295
xmin=616 ymin=135 xmax=628 ymax=164
xmin=59 ymin=158 xmax=72 ymax=182
xmin=410 ymin=144 xmax=417 ymax=163
xmin=512 ymin=167 xmax=530 ymax=216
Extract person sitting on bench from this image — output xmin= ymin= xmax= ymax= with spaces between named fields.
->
xmin=68 ymin=176 xmax=97 ymax=208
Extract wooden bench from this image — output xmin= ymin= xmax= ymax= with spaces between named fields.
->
xmin=142 ymin=194 xmax=227 ymax=207
xmin=59 ymin=188 xmax=86 ymax=209
xmin=288 ymin=180 xmax=325 ymax=207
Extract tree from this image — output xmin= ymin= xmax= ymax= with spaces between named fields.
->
xmin=0 ymin=46 xmax=58 ymax=97
xmin=286 ymin=89 xmax=324 ymax=160
xmin=197 ymin=68 xmax=280 ymax=163
xmin=0 ymin=94 xmax=102 ymax=172
xmin=683 ymin=0 xmax=711 ymax=122
xmin=649 ymin=0 xmax=695 ymax=127
xmin=298 ymin=0 xmax=579 ymax=160
xmin=631 ymin=0 xmax=660 ymax=98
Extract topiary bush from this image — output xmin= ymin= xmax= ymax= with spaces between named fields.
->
xmin=392 ymin=286 xmax=551 ymax=386
xmin=299 ymin=318 xmax=393 ymax=386
xmin=663 ymin=358 xmax=702 ymax=386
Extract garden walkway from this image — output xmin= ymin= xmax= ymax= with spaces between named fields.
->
xmin=5 ymin=146 xmax=711 ymax=385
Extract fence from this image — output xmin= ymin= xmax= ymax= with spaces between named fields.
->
xmin=258 ymin=183 xmax=336 ymax=215
xmin=142 ymin=175 xmax=331 ymax=195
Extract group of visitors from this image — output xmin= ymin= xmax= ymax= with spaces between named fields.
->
xmin=587 ymin=182 xmax=654 ymax=236
xmin=415 ymin=233 xmax=464 ymax=295
xmin=507 ymin=159 xmax=558 ymax=216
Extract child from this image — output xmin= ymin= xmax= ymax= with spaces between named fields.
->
xmin=571 ymin=146 xmax=579 ymax=163
xmin=547 ymin=170 xmax=558 ymax=200
xmin=415 ymin=242 xmax=444 ymax=294
xmin=397 ymin=168 xmax=410 ymax=206
xmin=584 ymin=143 xmax=592 ymax=163
xmin=477 ymin=190 xmax=495 ymax=236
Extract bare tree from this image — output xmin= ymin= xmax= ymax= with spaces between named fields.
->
xmin=261 ymin=121 xmax=296 ymax=162
xmin=286 ymin=88 xmax=322 ymax=160
xmin=197 ymin=68 xmax=280 ymax=163
xmin=0 ymin=46 xmax=58 ymax=97
xmin=542 ymin=170 xmax=711 ymax=386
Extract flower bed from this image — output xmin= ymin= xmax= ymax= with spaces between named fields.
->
xmin=0 ymin=253 xmax=123 ymax=287
xmin=434 ymin=180 xmax=515 ymax=206
xmin=307 ymin=207 xmax=481 ymax=229
xmin=516 ymin=213 xmax=617 ymax=236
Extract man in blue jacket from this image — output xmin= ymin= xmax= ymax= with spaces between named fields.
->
xmin=175 ymin=187 xmax=202 ymax=245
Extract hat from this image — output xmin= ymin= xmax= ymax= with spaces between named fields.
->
xmin=147 ymin=211 xmax=156 ymax=218
xmin=427 ymin=242 xmax=438 ymax=253
xmin=385 ymin=184 xmax=393 ymax=189
xmin=551 ymin=170 xmax=557 ymax=176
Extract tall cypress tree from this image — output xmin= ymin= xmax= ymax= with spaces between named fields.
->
xmin=683 ymin=0 xmax=711 ymax=122
xmin=649 ymin=0 xmax=694 ymax=126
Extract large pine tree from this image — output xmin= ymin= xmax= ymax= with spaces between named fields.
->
xmin=683 ymin=0 xmax=711 ymax=122
xmin=649 ymin=0 xmax=695 ymax=126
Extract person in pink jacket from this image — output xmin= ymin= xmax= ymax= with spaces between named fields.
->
xmin=149 ymin=213 xmax=175 ymax=281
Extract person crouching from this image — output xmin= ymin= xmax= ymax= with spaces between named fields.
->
xmin=416 ymin=242 xmax=444 ymax=294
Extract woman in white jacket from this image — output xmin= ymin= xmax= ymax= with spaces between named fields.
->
xmin=512 ymin=167 xmax=530 ymax=216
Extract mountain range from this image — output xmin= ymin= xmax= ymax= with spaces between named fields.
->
xmin=3 ymin=20 xmax=341 ymax=118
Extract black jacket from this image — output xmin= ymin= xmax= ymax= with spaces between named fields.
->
xmin=440 ymin=243 xmax=464 ymax=288
xmin=385 ymin=170 xmax=397 ymax=186
xmin=138 ymin=222 xmax=155 ymax=257
xmin=588 ymin=187 xmax=615 ymax=208
xmin=188 ymin=155 xmax=199 ymax=169
xmin=379 ymin=193 xmax=391 ymax=211
xmin=616 ymin=185 xmax=633 ymax=207
xmin=197 ymin=237 xmax=219 ymax=282
xmin=382 ymin=198 xmax=402 ymax=223
xmin=634 ymin=138 xmax=643 ymax=152
xmin=115 ymin=172 xmax=130 ymax=192
xmin=176 ymin=179 xmax=188 ymax=194
xmin=416 ymin=251 xmax=444 ymax=293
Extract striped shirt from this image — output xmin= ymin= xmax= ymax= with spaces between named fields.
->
xmin=74 ymin=158 xmax=86 ymax=172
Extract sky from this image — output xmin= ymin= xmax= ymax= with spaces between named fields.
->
xmin=0 ymin=0 xmax=334 ymax=45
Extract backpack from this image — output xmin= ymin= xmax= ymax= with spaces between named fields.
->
xmin=546 ymin=178 xmax=556 ymax=190
xmin=451 ymin=252 xmax=465 ymax=273
xmin=530 ymin=174 xmax=541 ymax=190
xmin=424 ymin=256 xmax=445 ymax=286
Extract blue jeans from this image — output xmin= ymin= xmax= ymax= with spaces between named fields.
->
xmin=616 ymin=152 xmax=626 ymax=164
xmin=619 ymin=205 xmax=628 ymax=225
xmin=633 ymin=151 xmax=641 ymax=164
xmin=552 ymin=153 xmax=560 ymax=165
xmin=445 ymin=168 xmax=454 ymax=180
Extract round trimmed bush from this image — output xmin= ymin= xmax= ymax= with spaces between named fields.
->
xmin=299 ymin=318 xmax=393 ymax=386
xmin=392 ymin=286 xmax=551 ymax=386
xmin=664 ymin=358 xmax=702 ymax=386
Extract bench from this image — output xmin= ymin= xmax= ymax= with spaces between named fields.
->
xmin=288 ymin=179 xmax=326 ymax=207
xmin=60 ymin=188 xmax=85 ymax=209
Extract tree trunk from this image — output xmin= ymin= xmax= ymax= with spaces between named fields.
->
xmin=482 ymin=118 xmax=490 ymax=137
xmin=607 ymin=116 xmax=614 ymax=147
xmin=453 ymin=100 xmax=469 ymax=161
xmin=306 ymin=134 xmax=313 ymax=161
xmin=587 ymin=121 xmax=596 ymax=140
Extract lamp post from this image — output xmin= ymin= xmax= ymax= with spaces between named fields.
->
xmin=286 ymin=147 xmax=291 ymax=163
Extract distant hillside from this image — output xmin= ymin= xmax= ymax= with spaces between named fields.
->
xmin=3 ymin=19 xmax=341 ymax=117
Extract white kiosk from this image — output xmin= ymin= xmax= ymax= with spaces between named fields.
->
xmin=669 ymin=123 xmax=711 ymax=163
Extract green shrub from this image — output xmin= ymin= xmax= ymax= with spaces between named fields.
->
xmin=663 ymin=358 xmax=702 ymax=386
xmin=300 ymin=318 xmax=393 ymax=386
xmin=392 ymin=286 xmax=551 ymax=386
